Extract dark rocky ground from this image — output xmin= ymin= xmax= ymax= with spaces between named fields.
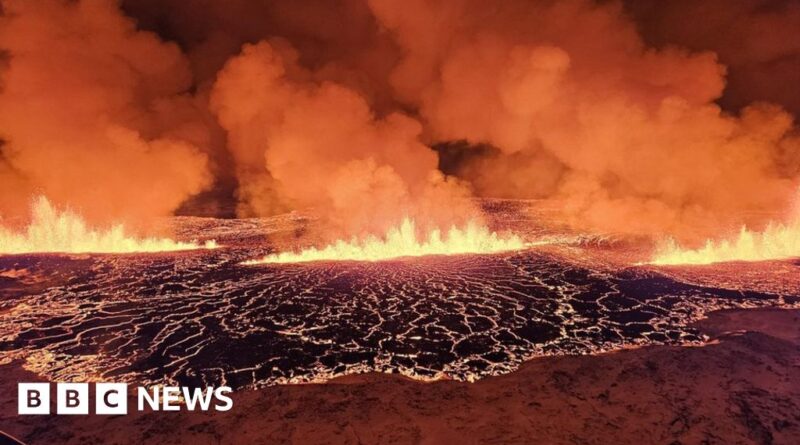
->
xmin=1 ymin=308 xmax=798 ymax=444
xmin=2 ymin=248 xmax=793 ymax=388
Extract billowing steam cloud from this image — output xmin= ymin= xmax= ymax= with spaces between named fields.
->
xmin=0 ymin=0 xmax=211 ymax=227
xmin=369 ymin=0 xmax=800 ymax=239
xmin=627 ymin=0 xmax=800 ymax=117
xmin=1 ymin=0 xmax=798 ymax=243
xmin=209 ymin=41 xmax=476 ymax=236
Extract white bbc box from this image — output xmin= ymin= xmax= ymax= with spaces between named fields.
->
xmin=96 ymin=383 xmax=128 ymax=415
xmin=56 ymin=383 xmax=89 ymax=415
xmin=18 ymin=383 xmax=50 ymax=415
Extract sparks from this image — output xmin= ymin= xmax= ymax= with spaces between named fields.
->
xmin=0 ymin=196 xmax=217 ymax=255
xmin=245 ymin=218 xmax=525 ymax=264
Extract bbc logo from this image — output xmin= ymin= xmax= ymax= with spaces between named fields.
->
xmin=18 ymin=383 xmax=127 ymax=415
xmin=19 ymin=382 xmax=233 ymax=415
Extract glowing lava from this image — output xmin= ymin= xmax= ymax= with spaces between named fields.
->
xmin=650 ymin=220 xmax=800 ymax=265
xmin=245 ymin=218 xmax=525 ymax=264
xmin=0 ymin=197 xmax=217 ymax=255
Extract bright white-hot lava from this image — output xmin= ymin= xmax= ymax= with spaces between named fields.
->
xmin=650 ymin=220 xmax=800 ymax=265
xmin=0 ymin=196 xmax=217 ymax=255
xmin=245 ymin=218 xmax=525 ymax=264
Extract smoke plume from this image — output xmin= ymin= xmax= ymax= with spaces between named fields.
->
xmin=369 ymin=0 xmax=800 ymax=239
xmin=0 ymin=0 xmax=212 ymax=227
xmin=209 ymin=41 xmax=476 ymax=236
xmin=627 ymin=0 xmax=800 ymax=117
xmin=0 ymin=0 xmax=798 ymax=243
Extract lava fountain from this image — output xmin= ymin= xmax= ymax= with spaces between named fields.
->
xmin=650 ymin=219 xmax=800 ymax=265
xmin=0 ymin=196 xmax=217 ymax=255
xmin=245 ymin=218 xmax=525 ymax=264
xmin=646 ymin=188 xmax=800 ymax=265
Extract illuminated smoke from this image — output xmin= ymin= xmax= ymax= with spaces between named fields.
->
xmin=210 ymin=41 xmax=478 ymax=237
xmin=627 ymin=0 xmax=800 ymax=116
xmin=0 ymin=0 xmax=798 ymax=246
xmin=0 ymin=0 xmax=212 ymax=226
xmin=368 ymin=0 xmax=800 ymax=240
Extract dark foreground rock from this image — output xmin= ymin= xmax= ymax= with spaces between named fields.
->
xmin=1 ymin=308 xmax=798 ymax=445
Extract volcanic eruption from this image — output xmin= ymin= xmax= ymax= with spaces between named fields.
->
xmin=1 ymin=3 xmax=800 ymax=443
xmin=0 ymin=0 xmax=797 ymax=263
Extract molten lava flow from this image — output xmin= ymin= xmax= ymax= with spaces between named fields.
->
xmin=0 ymin=197 xmax=217 ymax=255
xmin=650 ymin=220 xmax=800 ymax=265
xmin=245 ymin=218 xmax=525 ymax=264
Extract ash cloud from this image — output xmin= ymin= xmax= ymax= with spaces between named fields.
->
xmin=0 ymin=0 xmax=798 ymax=242
xmin=368 ymin=0 xmax=800 ymax=239
xmin=0 ymin=0 xmax=212 ymax=227
xmin=209 ymin=41 xmax=477 ymax=236
xmin=626 ymin=0 xmax=800 ymax=117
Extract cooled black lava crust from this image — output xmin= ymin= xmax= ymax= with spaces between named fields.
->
xmin=0 ymin=245 xmax=792 ymax=389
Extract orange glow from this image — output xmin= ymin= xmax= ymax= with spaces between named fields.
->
xmin=650 ymin=220 xmax=800 ymax=265
xmin=0 ymin=197 xmax=217 ymax=255
xmin=245 ymin=218 xmax=525 ymax=264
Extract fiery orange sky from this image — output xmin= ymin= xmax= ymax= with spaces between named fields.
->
xmin=0 ymin=0 xmax=798 ymax=245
